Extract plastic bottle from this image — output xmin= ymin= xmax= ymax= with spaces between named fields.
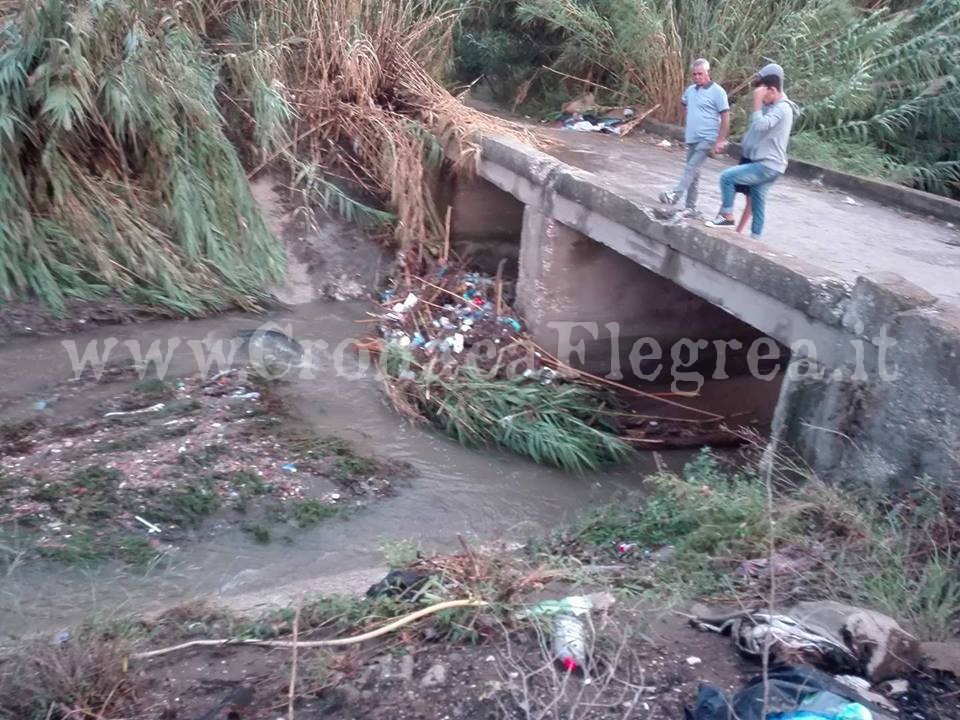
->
xmin=553 ymin=614 xmax=587 ymax=672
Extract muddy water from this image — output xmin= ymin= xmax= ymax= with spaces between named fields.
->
xmin=0 ymin=300 xmax=683 ymax=638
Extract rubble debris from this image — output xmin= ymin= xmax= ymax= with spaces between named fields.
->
xmin=691 ymin=601 xmax=922 ymax=683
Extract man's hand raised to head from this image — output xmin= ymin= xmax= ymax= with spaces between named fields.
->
xmin=753 ymin=85 xmax=766 ymax=110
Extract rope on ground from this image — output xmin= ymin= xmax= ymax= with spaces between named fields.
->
xmin=130 ymin=599 xmax=489 ymax=662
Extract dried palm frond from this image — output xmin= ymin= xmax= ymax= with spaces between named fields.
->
xmin=217 ymin=0 xmax=531 ymax=249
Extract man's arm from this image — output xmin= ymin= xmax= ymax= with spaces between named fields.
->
xmin=749 ymin=86 xmax=784 ymax=132
xmin=713 ymin=111 xmax=730 ymax=154
xmin=749 ymin=106 xmax=784 ymax=132
xmin=712 ymin=87 xmax=731 ymax=154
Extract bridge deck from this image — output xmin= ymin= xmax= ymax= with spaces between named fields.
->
xmin=536 ymin=128 xmax=960 ymax=307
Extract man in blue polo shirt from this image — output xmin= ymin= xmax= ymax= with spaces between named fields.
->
xmin=659 ymin=59 xmax=730 ymax=215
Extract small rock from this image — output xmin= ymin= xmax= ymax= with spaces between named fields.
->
xmin=686 ymin=656 xmax=702 ymax=666
xmin=339 ymin=683 xmax=361 ymax=704
xmin=421 ymin=662 xmax=448 ymax=688
xmin=399 ymin=653 xmax=415 ymax=684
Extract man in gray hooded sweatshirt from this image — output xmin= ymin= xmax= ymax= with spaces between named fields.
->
xmin=706 ymin=63 xmax=794 ymax=238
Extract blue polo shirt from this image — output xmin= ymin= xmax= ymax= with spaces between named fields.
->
xmin=681 ymin=81 xmax=729 ymax=145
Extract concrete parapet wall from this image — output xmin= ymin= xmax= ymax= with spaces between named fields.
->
xmin=773 ymin=276 xmax=960 ymax=487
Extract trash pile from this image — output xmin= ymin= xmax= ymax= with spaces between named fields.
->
xmin=548 ymin=92 xmax=659 ymax=137
xmin=362 ymin=260 xmax=743 ymax=471
xmin=362 ymin=261 xmax=632 ymax=473
xmin=374 ymin=268 xmax=530 ymax=373
xmin=687 ymin=601 xmax=960 ymax=719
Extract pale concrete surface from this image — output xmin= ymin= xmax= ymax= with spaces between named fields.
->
xmin=537 ymin=128 xmax=960 ymax=307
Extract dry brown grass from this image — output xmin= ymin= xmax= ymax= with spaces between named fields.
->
xmin=215 ymin=0 xmax=532 ymax=251
xmin=0 ymin=633 xmax=139 ymax=719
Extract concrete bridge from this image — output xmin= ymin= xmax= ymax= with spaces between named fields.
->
xmin=439 ymin=126 xmax=960 ymax=488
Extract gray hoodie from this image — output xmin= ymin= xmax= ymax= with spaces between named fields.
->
xmin=741 ymin=96 xmax=795 ymax=174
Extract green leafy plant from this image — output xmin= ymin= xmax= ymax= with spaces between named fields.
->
xmin=381 ymin=345 xmax=632 ymax=473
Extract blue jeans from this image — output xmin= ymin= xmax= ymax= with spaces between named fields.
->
xmin=719 ymin=162 xmax=781 ymax=237
xmin=674 ymin=142 xmax=711 ymax=210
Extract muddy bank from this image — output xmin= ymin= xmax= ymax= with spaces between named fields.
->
xmin=1 ymin=363 xmax=406 ymax=567
xmin=0 ymin=301 xmax=665 ymax=638
xmin=4 ymin=521 xmax=957 ymax=720
xmin=2 ymin=440 xmax=958 ymax=719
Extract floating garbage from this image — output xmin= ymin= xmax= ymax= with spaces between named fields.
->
xmin=361 ymin=259 xmax=734 ymax=470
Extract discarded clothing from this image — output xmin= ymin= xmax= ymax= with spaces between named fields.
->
xmin=692 ymin=606 xmax=860 ymax=675
xmin=691 ymin=601 xmax=920 ymax=682
xmin=684 ymin=665 xmax=894 ymax=720
xmin=921 ymin=640 xmax=960 ymax=677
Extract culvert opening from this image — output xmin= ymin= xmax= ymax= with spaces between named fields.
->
xmin=510 ymin=232 xmax=790 ymax=446
xmin=434 ymin=170 xmax=524 ymax=279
